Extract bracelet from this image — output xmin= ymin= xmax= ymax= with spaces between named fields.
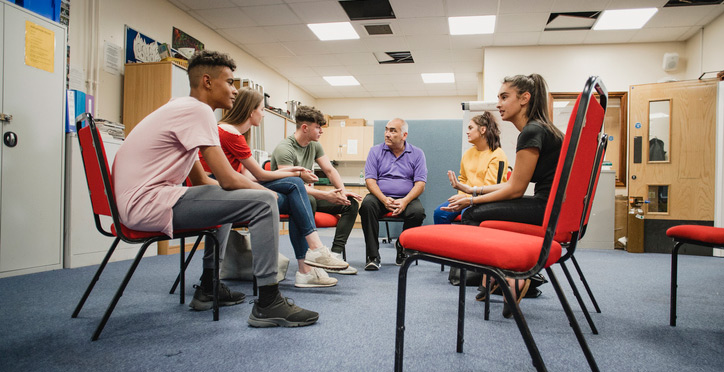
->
xmin=470 ymin=195 xmax=474 ymax=207
xmin=472 ymin=186 xmax=477 ymax=197
xmin=299 ymin=170 xmax=302 ymax=178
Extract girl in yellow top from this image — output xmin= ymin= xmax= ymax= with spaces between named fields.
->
xmin=435 ymin=112 xmax=507 ymax=224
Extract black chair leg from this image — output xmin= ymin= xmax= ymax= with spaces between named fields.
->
xmin=560 ymin=262 xmax=598 ymax=334
xmin=394 ymin=257 xmax=415 ymax=372
xmin=571 ymin=255 xmax=601 ymax=313
xmin=383 ymin=221 xmax=391 ymax=244
xmin=670 ymin=241 xmax=683 ymax=327
xmin=170 ymin=235 xmax=203 ymax=296
xmin=457 ymin=268 xmax=466 ymax=353
xmin=211 ymin=233 xmax=219 ymax=321
xmin=483 ymin=275 xmax=491 ymax=321
xmin=179 ymin=237 xmax=185 ymax=304
xmin=72 ymin=237 xmax=122 ymax=318
xmin=497 ymin=273 xmax=546 ymax=372
xmin=92 ymin=241 xmax=153 ymax=341
xmin=546 ymin=267 xmax=599 ymax=371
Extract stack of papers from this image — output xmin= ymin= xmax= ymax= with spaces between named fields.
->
xmin=95 ymin=118 xmax=125 ymax=140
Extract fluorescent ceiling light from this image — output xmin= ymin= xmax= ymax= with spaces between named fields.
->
xmin=323 ymin=76 xmax=360 ymax=86
xmin=593 ymin=8 xmax=657 ymax=30
xmin=421 ymin=73 xmax=455 ymax=83
xmin=308 ymin=22 xmax=360 ymax=41
xmin=448 ymin=15 xmax=496 ymax=35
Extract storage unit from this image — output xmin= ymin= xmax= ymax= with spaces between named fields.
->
xmin=0 ymin=1 xmax=66 ymax=277
xmin=319 ymin=125 xmax=374 ymax=161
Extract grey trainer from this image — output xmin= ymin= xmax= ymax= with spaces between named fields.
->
xmin=247 ymin=295 xmax=319 ymax=328
xmin=189 ymin=283 xmax=245 ymax=311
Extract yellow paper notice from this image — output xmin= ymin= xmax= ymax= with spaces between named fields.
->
xmin=25 ymin=21 xmax=55 ymax=73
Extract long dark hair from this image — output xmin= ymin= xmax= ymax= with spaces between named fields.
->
xmin=502 ymin=74 xmax=563 ymax=141
xmin=471 ymin=111 xmax=501 ymax=151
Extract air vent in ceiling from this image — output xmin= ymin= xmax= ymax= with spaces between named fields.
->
xmin=339 ymin=0 xmax=395 ymax=21
xmin=664 ymin=0 xmax=723 ymax=7
xmin=374 ymin=51 xmax=414 ymax=64
xmin=544 ymin=12 xmax=599 ymax=31
xmin=364 ymin=24 xmax=393 ymax=35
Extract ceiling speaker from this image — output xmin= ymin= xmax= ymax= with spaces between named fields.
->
xmin=663 ymin=53 xmax=679 ymax=72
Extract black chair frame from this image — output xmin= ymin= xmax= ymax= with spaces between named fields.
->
xmin=395 ymin=76 xmax=608 ymax=372
xmin=71 ymin=113 xmax=221 ymax=341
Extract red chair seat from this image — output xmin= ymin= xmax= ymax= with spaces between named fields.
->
xmin=479 ymin=220 xmax=573 ymax=243
xmin=666 ymin=225 xmax=724 ymax=246
xmin=280 ymin=214 xmax=290 ymax=220
xmin=399 ymin=225 xmax=561 ymax=272
xmin=112 ymin=224 xmax=221 ymax=240
xmin=315 ymin=212 xmax=340 ymax=228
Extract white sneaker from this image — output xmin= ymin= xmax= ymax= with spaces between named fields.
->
xmin=325 ymin=253 xmax=358 ymax=275
xmin=294 ymin=267 xmax=338 ymax=288
xmin=304 ymin=245 xmax=349 ymax=270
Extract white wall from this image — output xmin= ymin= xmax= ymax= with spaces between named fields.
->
xmin=482 ymin=42 xmax=688 ymax=100
xmin=68 ymin=0 xmax=316 ymax=123
xmin=316 ymin=96 xmax=476 ymax=124
xmin=686 ymin=11 xmax=724 ymax=79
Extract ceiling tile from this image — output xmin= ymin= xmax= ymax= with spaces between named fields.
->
xmin=240 ymin=4 xmax=301 ymax=26
xmin=223 ymin=27 xmax=278 ymax=44
xmin=678 ymin=26 xmax=703 ymax=41
xmin=362 ymin=36 xmax=410 ymax=52
xmin=629 ymin=27 xmax=691 ymax=43
xmin=405 ymin=35 xmax=451 ymax=50
xmin=455 ymin=72 xmax=479 ymax=82
xmin=322 ymin=40 xmax=370 ymax=54
xmin=194 ymin=7 xmax=255 ymax=29
xmin=278 ymin=65 xmax=319 ymax=77
xmin=446 ymin=0 xmax=498 ymax=16
xmin=450 ymin=34 xmax=494 ymax=49
xmin=243 ymin=42 xmax=295 ymax=57
xmin=288 ymin=76 xmax=328 ymax=85
xmin=262 ymin=24 xmax=318 ymax=42
xmin=538 ymin=30 xmax=588 ymax=45
xmin=312 ymin=65 xmax=351 ymax=75
xmin=496 ymin=13 xmax=549 ymax=33
xmin=332 ymin=52 xmax=379 ymax=65
xmin=394 ymin=18 xmax=448 ymax=35
xmin=393 ymin=81 xmax=426 ymax=90
xmin=390 ymin=0 xmax=445 ymax=18
xmin=451 ymin=48 xmax=482 ymax=61
xmin=493 ymin=32 xmax=541 ymax=46
xmin=646 ymin=6 xmax=723 ymax=28
xmin=584 ymin=30 xmax=636 ymax=44
xmin=410 ymin=49 xmax=453 ymax=64
xmin=282 ymin=40 xmax=333 ymax=55
xmin=361 ymin=82 xmax=396 ymax=91
xmin=346 ymin=64 xmax=387 ymax=75
xmin=230 ymin=0 xmax=283 ymax=5
xmin=551 ymin=0 xmax=606 ymax=12
xmin=606 ymin=0 xmax=668 ymax=9
xmin=260 ymin=56 xmax=303 ymax=69
xmin=288 ymin=0 xmax=348 ymax=23
xmin=370 ymin=91 xmax=401 ymax=97
xmin=298 ymin=54 xmax=342 ymax=66
xmin=499 ymin=0 xmax=554 ymax=14
xmin=167 ymin=0 xmax=190 ymax=11
xmin=452 ymin=60 xmax=483 ymax=73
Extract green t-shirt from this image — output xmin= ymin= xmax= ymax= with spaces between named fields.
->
xmin=270 ymin=135 xmax=325 ymax=171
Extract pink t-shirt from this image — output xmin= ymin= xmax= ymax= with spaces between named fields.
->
xmin=112 ymin=97 xmax=219 ymax=237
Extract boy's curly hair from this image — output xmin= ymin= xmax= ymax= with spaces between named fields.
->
xmin=294 ymin=105 xmax=325 ymax=129
xmin=187 ymin=50 xmax=236 ymax=88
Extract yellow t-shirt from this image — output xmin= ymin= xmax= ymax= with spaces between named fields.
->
xmin=457 ymin=146 xmax=508 ymax=195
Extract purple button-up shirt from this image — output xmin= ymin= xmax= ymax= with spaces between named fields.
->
xmin=365 ymin=141 xmax=427 ymax=198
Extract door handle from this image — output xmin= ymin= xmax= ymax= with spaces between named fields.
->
xmin=4 ymin=132 xmax=18 ymax=147
xmin=0 ymin=113 xmax=13 ymax=122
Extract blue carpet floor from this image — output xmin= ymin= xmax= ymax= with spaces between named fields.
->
xmin=1 ymin=233 xmax=723 ymax=371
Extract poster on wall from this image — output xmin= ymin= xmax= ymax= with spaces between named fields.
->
xmin=124 ymin=25 xmax=161 ymax=64
xmin=172 ymin=27 xmax=204 ymax=57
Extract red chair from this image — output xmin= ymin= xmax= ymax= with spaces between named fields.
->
xmin=478 ymin=120 xmax=608 ymax=334
xmin=666 ymin=225 xmax=724 ymax=326
xmin=71 ymin=113 xmax=222 ymax=341
xmin=394 ymin=76 xmax=608 ymax=371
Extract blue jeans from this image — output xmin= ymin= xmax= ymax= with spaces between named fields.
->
xmin=433 ymin=200 xmax=470 ymax=224
xmin=262 ymin=177 xmax=316 ymax=259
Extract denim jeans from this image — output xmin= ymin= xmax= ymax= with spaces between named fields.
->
xmin=433 ymin=200 xmax=471 ymax=224
xmin=262 ymin=177 xmax=316 ymax=259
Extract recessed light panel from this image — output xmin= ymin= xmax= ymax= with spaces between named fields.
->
xmin=593 ymin=8 xmax=657 ymax=30
xmin=448 ymin=15 xmax=496 ymax=35
xmin=308 ymin=22 xmax=360 ymax=41
xmin=323 ymin=76 xmax=360 ymax=86
xmin=421 ymin=73 xmax=455 ymax=84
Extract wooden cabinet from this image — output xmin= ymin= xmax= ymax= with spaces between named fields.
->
xmin=122 ymin=61 xmax=189 ymax=136
xmin=319 ymin=126 xmax=373 ymax=161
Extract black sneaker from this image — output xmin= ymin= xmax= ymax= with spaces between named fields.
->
xmin=395 ymin=247 xmax=406 ymax=266
xmin=189 ymin=283 xmax=245 ymax=311
xmin=364 ymin=257 xmax=381 ymax=271
xmin=247 ymin=295 xmax=319 ymax=328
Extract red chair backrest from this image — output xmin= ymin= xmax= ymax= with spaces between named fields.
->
xmin=263 ymin=160 xmax=271 ymax=171
xmin=77 ymin=114 xmax=116 ymax=219
xmin=532 ymin=77 xmax=607 ymax=271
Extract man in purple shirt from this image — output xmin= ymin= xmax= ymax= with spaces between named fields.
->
xmin=360 ymin=118 xmax=427 ymax=270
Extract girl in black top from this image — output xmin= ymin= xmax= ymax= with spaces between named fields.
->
xmin=446 ymin=73 xmax=563 ymax=317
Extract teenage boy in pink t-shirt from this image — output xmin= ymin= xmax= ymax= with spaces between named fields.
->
xmin=112 ymin=50 xmax=318 ymax=327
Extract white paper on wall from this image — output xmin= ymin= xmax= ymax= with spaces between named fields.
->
xmin=347 ymin=139 xmax=358 ymax=154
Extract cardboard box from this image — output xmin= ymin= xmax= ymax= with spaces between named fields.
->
xmin=329 ymin=118 xmax=366 ymax=127
xmin=331 ymin=115 xmax=349 ymax=120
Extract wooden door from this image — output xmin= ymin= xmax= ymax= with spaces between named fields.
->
xmin=319 ymin=126 xmax=341 ymax=160
xmin=628 ymin=79 xmax=717 ymax=221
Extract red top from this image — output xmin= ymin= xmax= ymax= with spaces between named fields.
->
xmin=199 ymin=124 xmax=252 ymax=173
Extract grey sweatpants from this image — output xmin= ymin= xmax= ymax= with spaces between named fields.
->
xmin=172 ymin=185 xmax=279 ymax=287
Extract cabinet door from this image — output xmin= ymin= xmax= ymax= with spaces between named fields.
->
xmin=319 ymin=126 xmax=341 ymax=160
xmin=1 ymin=4 xmax=66 ymax=274
xmin=339 ymin=126 xmax=365 ymax=161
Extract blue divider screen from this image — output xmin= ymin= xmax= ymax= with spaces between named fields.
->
xmin=372 ymin=119 xmax=462 ymax=238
